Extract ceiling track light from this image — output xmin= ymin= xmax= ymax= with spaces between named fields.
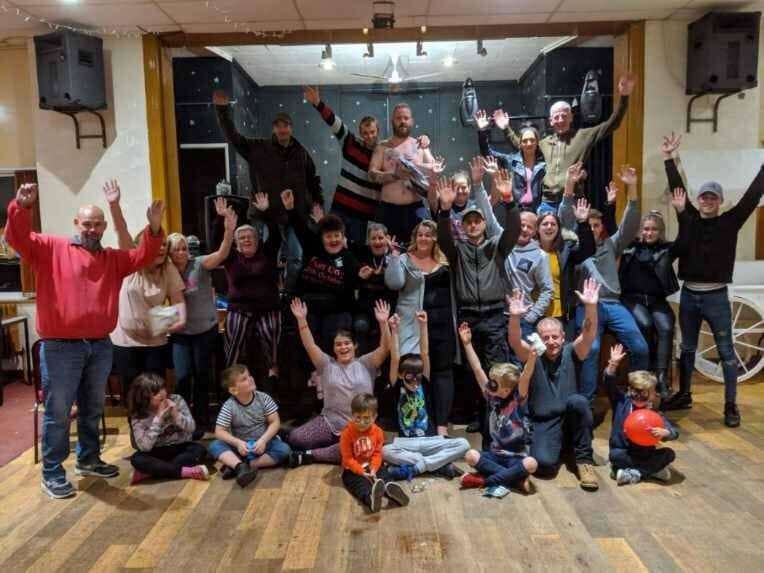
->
xmin=363 ymin=42 xmax=374 ymax=58
xmin=477 ymin=39 xmax=487 ymax=57
xmin=416 ymin=39 xmax=427 ymax=57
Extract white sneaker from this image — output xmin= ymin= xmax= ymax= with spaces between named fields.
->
xmin=651 ymin=466 xmax=671 ymax=482
xmin=616 ymin=468 xmax=641 ymax=486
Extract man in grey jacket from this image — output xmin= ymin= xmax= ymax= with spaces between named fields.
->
xmin=505 ymin=211 xmax=554 ymax=336
xmin=574 ymin=166 xmax=648 ymax=400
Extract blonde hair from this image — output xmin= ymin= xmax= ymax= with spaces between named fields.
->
xmin=167 ymin=232 xmax=187 ymax=252
xmin=640 ymin=212 xmax=666 ymax=242
xmin=488 ymin=362 xmax=522 ymax=390
xmin=627 ymin=370 xmax=657 ymax=392
xmin=407 ymin=220 xmax=448 ymax=265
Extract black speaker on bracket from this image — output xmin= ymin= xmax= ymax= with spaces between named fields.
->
xmin=34 ymin=30 xmax=106 ymax=111
xmin=686 ymin=11 xmax=761 ymax=95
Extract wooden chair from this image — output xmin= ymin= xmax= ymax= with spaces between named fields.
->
xmin=32 ymin=340 xmax=107 ymax=464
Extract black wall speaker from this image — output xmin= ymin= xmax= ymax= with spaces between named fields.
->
xmin=34 ymin=30 xmax=107 ymax=111
xmin=687 ymin=12 xmax=761 ymax=95
xmin=204 ymin=194 xmax=250 ymax=252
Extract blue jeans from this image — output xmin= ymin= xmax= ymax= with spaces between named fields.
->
xmin=678 ymin=286 xmax=737 ymax=403
xmin=40 ymin=338 xmax=113 ymax=482
xmin=530 ymin=394 xmax=594 ymax=473
xmin=475 ymin=451 xmax=530 ymax=488
xmin=171 ymin=326 xmax=218 ymax=426
xmin=575 ymin=301 xmax=649 ymax=400
xmin=208 ymin=436 xmax=291 ymax=466
xmin=281 ymin=224 xmax=303 ymax=293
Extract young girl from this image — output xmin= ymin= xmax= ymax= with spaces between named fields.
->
xmin=287 ymin=297 xmax=391 ymax=466
xmin=128 ymin=373 xmax=208 ymax=484
xmin=458 ymin=322 xmax=538 ymax=498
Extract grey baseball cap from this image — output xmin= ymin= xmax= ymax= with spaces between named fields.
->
xmin=461 ymin=206 xmax=485 ymax=220
xmin=697 ymin=181 xmax=724 ymax=201
xmin=272 ymin=112 xmax=293 ymax=126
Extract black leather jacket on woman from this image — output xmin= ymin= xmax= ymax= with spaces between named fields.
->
xmin=619 ymin=241 xmax=680 ymax=300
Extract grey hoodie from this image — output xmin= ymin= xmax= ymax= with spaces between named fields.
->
xmin=577 ymin=199 xmax=641 ymax=301
xmin=504 ymin=239 xmax=554 ymax=323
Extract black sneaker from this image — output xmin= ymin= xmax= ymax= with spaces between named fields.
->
xmin=724 ymin=402 xmax=741 ymax=428
xmin=288 ymin=450 xmax=314 ymax=468
xmin=235 ymin=463 xmax=258 ymax=488
xmin=220 ymin=465 xmax=236 ymax=480
xmin=429 ymin=463 xmax=464 ymax=480
xmin=662 ymin=392 xmax=693 ymax=411
xmin=384 ymin=482 xmax=410 ymax=507
xmin=465 ymin=421 xmax=481 ymax=433
xmin=75 ymin=459 xmax=120 ymax=478
xmin=41 ymin=478 xmax=76 ymax=499
xmin=369 ymin=478 xmax=385 ymax=513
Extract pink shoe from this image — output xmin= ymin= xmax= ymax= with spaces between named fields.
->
xmin=130 ymin=469 xmax=150 ymax=485
xmin=181 ymin=465 xmax=210 ymax=481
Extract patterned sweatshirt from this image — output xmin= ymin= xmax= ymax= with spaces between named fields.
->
xmin=130 ymin=394 xmax=196 ymax=452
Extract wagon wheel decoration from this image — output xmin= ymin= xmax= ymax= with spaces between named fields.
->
xmin=694 ymin=296 xmax=764 ymax=383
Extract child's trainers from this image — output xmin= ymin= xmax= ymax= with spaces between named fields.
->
xmin=651 ymin=466 xmax=671 ymax=482
xmin=459 ymin=473 xmax=485 ymax=489
xmin=289 ymin=451 xmax=314 ymax=468
xmin=181 ymin=465 xmax=210 ymax=481
xmin=430 ymin=462 xmax=464 ymax=480
xmin=129 ymin=469 xmax=150 ymax=486
xmin=616 ymin=468 xmax=641 ymax=486
xmin=235 ymin=463 xmax=258 ymax=488
xmin=369 ymin=478 xmax=385 ymax=513
xmin=386 ymin=464 xmax=416 ymax=481
xmin=384 ymin=482 xmax=410 ymax=507
xmin=483 ymin=485 xmax=510 ymax=499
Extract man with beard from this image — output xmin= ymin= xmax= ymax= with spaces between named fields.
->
xmin=368 ymin=103 xmax=443 ymax=243
xmin=5 ymin=183 xmax=165 ymax=499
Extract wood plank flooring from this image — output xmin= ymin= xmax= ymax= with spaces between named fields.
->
xmin=1 ymin=380 xmax=763 ymax=572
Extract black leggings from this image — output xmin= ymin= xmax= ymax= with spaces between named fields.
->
xmin=130 ymin=442 xmax=207 ymax=479
xmin=622 ymin=298 xmax=675 ymax=372
xmin=610 ymin=446 xmax=675 ymax=477
xmin=429 ymin=368 xmax=454 ymax=429
xmin=342 ymin=467 xmax=393 ymax=507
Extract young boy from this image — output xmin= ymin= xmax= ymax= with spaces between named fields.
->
xmin=604 ymin=344 xmax=678 ymax=486
xmin=382 ymin=313 xmax=470 ymax=481
xmin=341 ymin=393 xmax=410 ymax=513
xmin=458 ymin=322 xmax=538 ymax=498
xmin=208 ymin=364 xmax=291 ymax=488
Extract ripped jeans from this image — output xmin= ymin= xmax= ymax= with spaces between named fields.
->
xmin=678 ymin=286 xmax=737 ymax=403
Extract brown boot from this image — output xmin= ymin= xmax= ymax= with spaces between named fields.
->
xmin=578 ymin=463 xmax=599 ymax=491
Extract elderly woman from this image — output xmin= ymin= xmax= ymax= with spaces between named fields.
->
xmin=385 ymin=220 xmax=457 ymax=436
xmin=222 ymin=193 xmax=282 ymax=392
xmin=167 ymin=197 xmax=236 ymax=427
xmin=618 ymin=212 xmax=680 ymax=397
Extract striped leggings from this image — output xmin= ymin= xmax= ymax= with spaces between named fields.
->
xmin=224 ymin=309 xmax=281 ymax=370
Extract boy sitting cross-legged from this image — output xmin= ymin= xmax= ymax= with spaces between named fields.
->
xmin=208 ymin=364 xmax=291 ymax=488
xmin=341 ymin=393 xmax=410 ymax=513
xmin=382 ymin=312 xmax=470 ymax=481
xmin=458 ymin=322 xmax=538 ymax=498
xmin=604 ymin=344 xmax=678 ymax=486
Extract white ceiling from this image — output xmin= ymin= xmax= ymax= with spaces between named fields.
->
xmin=225 ymin=38 xmax=587 ymax=85
xmin=1 ymin=0 xmax=761 ymax=36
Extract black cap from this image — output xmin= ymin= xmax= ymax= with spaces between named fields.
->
xmin=272 ymin=112 xmax=292 ymax=126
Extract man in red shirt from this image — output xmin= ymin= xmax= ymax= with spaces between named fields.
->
xmin=5 ymin=183 xmax=165 ymax=499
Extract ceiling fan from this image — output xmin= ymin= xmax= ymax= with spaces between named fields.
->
xmin=351 ymin=55 xmax=443 ymax=85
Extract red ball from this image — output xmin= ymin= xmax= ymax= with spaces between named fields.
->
xmin=623 ymin=409 xmax=664 ymax=447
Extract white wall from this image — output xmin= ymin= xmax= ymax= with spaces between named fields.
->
xmin=0 ymin=45 xmax=36 ymax=169
xmin=642 ymin=19 xmax=763 ymax=261
xmin=28 ymin=37 xmax=153 ymax=247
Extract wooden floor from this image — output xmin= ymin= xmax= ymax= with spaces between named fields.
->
xmin=1 ymin=380 xmax=764 ymax=573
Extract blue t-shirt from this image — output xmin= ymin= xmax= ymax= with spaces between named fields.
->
xmin=396 ymin=379 xmax=432 ymax=437
xmin=485 ymin=388 xmax=529 ymax=456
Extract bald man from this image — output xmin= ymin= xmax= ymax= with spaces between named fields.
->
xmin=5 ymin=183 xmax=165 ymax=499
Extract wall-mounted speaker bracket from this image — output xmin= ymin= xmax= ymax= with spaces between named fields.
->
xmin=54 ymin=108 xmax=107 ymax=149
xmin=686 ymin=91 xmax=741 ymax=133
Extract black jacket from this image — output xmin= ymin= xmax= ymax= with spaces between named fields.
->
xmin=619 ymin=241 xmax=680 ymax=298
xmin=216 ymin=105 xmax=323 ymax=224
xmin=665 ymin=158 xmax=764 ymax=283
xmin=555 ymin=220 xmax=597 ymax=319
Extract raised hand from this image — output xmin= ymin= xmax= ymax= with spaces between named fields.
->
xmin=469 ymin=156 xmax=485 ymax=184
xmin=474 ymin=109 xmax=491 ymax=130
xmin=303 ymin=85 xmax=320 ymax=106
xmin=482 ymin=155 xmax=499 ymax=175
xmin=15 ymin=183 xmax=38 ymax=209
xmin=103 ymin=179 xmax=121 ymax=205
xmin=661 ymin=132 xmax=681 ymax=159
xmin=431 ymin=155 xmax=446 ymax=175
xmin=281 ymin=189 xmax=294 ymax=211
xmin=566 ymin=161 xmax=587 ymax=185
xmin=574 ymin=277 xmax=600 ymax=306
xmin=415 ymin=310 xmax=428 ymax=325
xmin=358 ymin=265 xmax=374 ymax=280
xmin=146 ymin=200 xmax=165 ymax=234
xmin=574 ymin=197 xmax=591 ymax=222
xmin=212 ymin=90 xmax=230 ymax=106
xmin=493 ymin=169 xmax=513 ymax=203
xmin=618 ymin=165 xmax=638 ymax=187
xmin=507 ymin=288 xmax=531 ymax=317
xmin=386 ymin=235 xmax=400 ymax=256
xmin=617 ymin=73 xmax=636 ymax=96
xmin=608 ymin=343 xmax=627 ymax=367
xmin=252 ymin=192 xmax=269 ymax=212
xmin=374 ymin=299 xmax=391 ymax=323
xmin=436 ymin=176 xmax=457 ymax=211
xmin=388 ymin=313 xmax=400 ymax=334
xmin=310 ymin=202 xmax=325 ymax=224
xmin=671 ymin=187 xmax=687 ymax=213
xmin=290 ymin=297 xmax=308 ymax=320
xmin=458 ymin=322 xmax=472 ymax=345
xmin=223 ymin=206 xmax=238 ymax=232
xmin=606 ymin=181 xmax=618 ymax=204
xmin=416 ymin=134 xmax=431 ymax=149
xmin=492 ymin=109 xmax=509 ymax=130
xmin=214 ymin=196 xmax=229 ymax=216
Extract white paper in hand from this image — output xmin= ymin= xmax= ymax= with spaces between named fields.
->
xmin=148 ymin=306 xmax=179 ymax=337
